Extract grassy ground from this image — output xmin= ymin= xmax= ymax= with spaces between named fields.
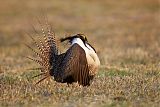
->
xmin=0 ymin=0 xmax=160 ymax=107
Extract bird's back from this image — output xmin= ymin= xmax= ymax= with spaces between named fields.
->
xmin=53 ymin=43 xmax=91 ymax=86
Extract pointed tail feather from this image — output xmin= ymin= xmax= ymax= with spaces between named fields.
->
xmin=35 ymin=75 xmax=50 ymax=85
xmin=25 ymin=43 xmax=43 ymax=59
xmin=32 ymin=72 xmax=46 ymax=79
xmin=28 ymin=34 xmax=45 ymax=56
xmin=37 ymin=18 xmax=58 ymax=55
xmin=25 ymin=56 xmax=43 ymax=66
xmin=26 ymin=18 xmax=60 ymax=84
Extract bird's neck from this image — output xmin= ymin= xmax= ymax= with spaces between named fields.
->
xmin=71 ymin=38 xmax=96 ymax=54
xmin=71 ymin=38 xmax=100 ymax=66
xmin=71 ymin=38 xmax=86 ymax=50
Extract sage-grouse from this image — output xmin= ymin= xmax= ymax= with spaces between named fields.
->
xmin=27 ymin=26 xmax=100 ymax=86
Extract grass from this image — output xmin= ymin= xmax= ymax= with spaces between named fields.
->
xmin=0 ymin=0 xmax=160 ymax=107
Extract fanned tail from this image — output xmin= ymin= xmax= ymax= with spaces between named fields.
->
xmin=26 ymin=18 xmax=59 ymax=84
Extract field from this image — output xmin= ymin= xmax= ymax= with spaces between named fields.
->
xmin=0 ymin=0 xmax=160 ymax=107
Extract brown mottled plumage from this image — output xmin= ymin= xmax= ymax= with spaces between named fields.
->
xmin=27 ymin=23 xmax=100 ymax=86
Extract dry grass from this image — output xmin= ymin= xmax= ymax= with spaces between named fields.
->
xmin=0 ymin=0 xmax=160 ymax=107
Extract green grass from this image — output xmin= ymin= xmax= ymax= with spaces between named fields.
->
xmin=98 ymin=68 xmax=132 ymax=77
xmin=0 ymin=0 xmax=160 ymax=107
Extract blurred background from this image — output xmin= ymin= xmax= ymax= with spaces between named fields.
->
xmin=0 ymin=0 xmax=160 ymax=106
xmin=0 ymin=0 xmax=159 ymax=73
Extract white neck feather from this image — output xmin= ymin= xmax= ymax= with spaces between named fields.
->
xmin=71 ymin=38 xmax=87 ymax=51
xmin=71 ymin=38 xmax=100 ymax=67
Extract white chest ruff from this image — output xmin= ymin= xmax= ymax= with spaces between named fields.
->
xmin=71 ymin=38 xmax=100 ymax=69
xmin=85 ymin=49 xmax=100 ymax=69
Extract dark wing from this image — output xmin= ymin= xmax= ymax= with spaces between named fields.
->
xmin=60 ymin=43 xmax=90 ymax=86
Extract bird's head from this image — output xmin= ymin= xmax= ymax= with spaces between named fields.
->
xmin=60 ymin=34 xmax=88 ymax=44
xmin=60 ymin=34 xmax=96 ymax=53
